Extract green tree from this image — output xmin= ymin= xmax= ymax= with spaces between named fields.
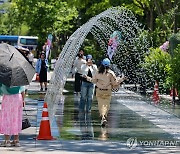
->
xmin=167 ymin=33 xmax=180 ymax=100
xmin=69 ymin=0 xmax=178 ymax=47
xmin=0 ymin=1 xmax=24 ymax=35
xmin=11 ymin=0 xmax=78 ymax=50
xmin=83 ymin=34 xmax=104 ymax=61
xmin=142 ymin=48 xmax=171 ymax=93
xmin=167 ymin=45 xmax=180 ymax=100
xmin=67 ymin=0 xmax=111 ymax=25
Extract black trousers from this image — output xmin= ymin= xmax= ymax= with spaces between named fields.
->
xmin=75 ymin=73 xmax=82 ymax=92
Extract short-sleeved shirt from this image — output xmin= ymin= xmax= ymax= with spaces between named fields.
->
xmin=0 ymin=83 xmax=25 ymax=95
xmin=91 ymin=70 xmax=124 ymax=89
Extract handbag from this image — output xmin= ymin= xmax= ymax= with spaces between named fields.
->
xmin=36 ymin=74 xmax=39 ymax=82
xmin=22 ymin=106 xmax=31 ymax=130
xmin=22 ymin=118 xmax=31 ymax=130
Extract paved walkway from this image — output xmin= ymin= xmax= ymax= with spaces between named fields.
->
xmin=0 ymin=73 xmax=180 ymax=153
xmin=115 ymin=88 xmax=180 ymax=140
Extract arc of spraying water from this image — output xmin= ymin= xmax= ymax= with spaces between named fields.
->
xmin=45 ymin=7 xmax=150 ymax=125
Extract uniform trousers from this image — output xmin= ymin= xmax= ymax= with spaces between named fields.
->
xmin=96 ymin=88 xmax=112 ymax=117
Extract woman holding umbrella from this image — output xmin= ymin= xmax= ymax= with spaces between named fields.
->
xmin=0 ymin=43 xmax=35 ymax=147
xmin=0 ymin=84 xmax=25 ymax=147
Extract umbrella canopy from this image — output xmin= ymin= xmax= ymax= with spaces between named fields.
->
xmin=0 ymin=43 xmax=35 ymax=87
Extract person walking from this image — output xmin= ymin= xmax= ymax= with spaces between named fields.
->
xmin=0 ymin=84 xmax=25 ymax=147
xmin=78 ymin=55 xmax=97 ymax=139
xmin=86 ymin=58 xmax=126 ymax=127
xmin=35 ymin=52 xmax=48 ymax=91
xmin=72 ymin=50 xmax=86 ymax=94
xmin=79 ymin=55 xmax=97 ymax=113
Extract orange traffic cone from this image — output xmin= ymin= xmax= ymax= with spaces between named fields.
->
xmin=37 ymin=102 xmax=54 ymax=140
xmin=153 ymin=81 xmax=160 ymax=104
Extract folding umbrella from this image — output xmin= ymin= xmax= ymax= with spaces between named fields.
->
xmin=0 ymin=43 xmax=35 ymax=87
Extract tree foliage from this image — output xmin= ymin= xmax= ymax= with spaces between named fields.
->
xmin=9 ymin=0 xmax=78 ymax=47
xmin=0 ymin=0 xmax=179 ymax=91
xmin=142 ymin=48 xmax=171 ymax=92
xmin=168 ymin=45 xmax=180 ymax=98
xmin=0 ymin=2 xmax=22 ymax=35
xmin=0 ymin=0 xmax=178 ymax=49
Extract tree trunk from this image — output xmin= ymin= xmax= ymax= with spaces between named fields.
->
xmin=153 ymin=0 xmax=162 ymax=16
xmin=149 ymin=5 xmax=154 ymax=31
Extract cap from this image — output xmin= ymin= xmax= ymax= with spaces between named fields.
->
xmin=86 ymin=54 xmax=92 ymax=60
xmin=102 ymin=58 xmax=110 ymax=66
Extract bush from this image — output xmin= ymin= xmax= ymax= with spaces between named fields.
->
xmin=167 ymin=44 xmax=180 ymax=99
xmin=142 ymin=48 xmax=171 ymax=93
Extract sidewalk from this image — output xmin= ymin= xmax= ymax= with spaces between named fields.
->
xmin=0 ymin=73 xmax=180 ymax=153
xmin=115 ymin=88 xmax=180 ymax=140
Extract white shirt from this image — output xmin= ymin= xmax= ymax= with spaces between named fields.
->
xmin=72 ymin=58 xmax=86 ymax=74
xmin=28 ymin=52 xmax=34 ymax=62
xmin=81 ymin=64 xmax=98 ymax=77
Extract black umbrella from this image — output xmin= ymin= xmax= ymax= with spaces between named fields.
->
xmin=0 ymin=43 xmax=35 ymax=87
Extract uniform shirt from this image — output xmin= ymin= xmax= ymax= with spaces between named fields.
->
xmin=87 ymin=69 xmax=124 ymax=90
